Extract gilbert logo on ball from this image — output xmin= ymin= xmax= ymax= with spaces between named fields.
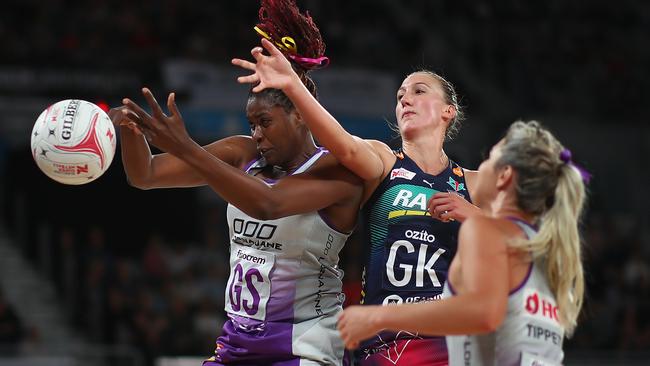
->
xmin=30 ymin=99 xmax=116 ymax=185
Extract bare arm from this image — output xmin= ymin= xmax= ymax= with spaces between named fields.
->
xmin=181 ymin=145 xmax=361 ymax=224
xmin=109 ymin=106 xmax=256 ymax=189
xmin=337 ymin=216 xmax=509 ymax=348
xmin=232 ymin=39 xmax=387 ymax=182
xmin=124 ymin=89 xmax=362 ymax=226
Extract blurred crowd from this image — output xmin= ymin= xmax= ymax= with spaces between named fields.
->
xmin=1 ymin=0 xmax=648 ymax=123
xmin=52 ymin=223 xmax=231 ymax=360
xmin=1 ymin=0 xmax=648 ymax=364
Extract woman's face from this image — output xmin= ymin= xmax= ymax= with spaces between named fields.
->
xmin=246 ymin=97 xmax=303 ymax=167
xmin=471 ymin=140 xmax=505 ymax=210
xmin=395 ymin=73 xmax=450 ymax=139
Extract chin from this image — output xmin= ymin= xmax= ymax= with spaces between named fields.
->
xmin=400 ymin=122 xmax=427 ymax=140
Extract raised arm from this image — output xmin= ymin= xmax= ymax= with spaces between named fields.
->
xmin=337 ymin=216 xmax=510 ymax=349
xmin=232 ymin=39 xmax=388 ymax=182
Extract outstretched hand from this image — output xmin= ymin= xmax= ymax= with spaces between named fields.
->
xmin=121 ymin=88 xmax=197 ymax=157
xmin=232 ymin=38 xmax=300 ymax=93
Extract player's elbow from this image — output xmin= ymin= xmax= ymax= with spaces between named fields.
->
xmin=126 ymin=176 xmax=154 ymax=190
xmin=476 ymin=301 xmax=506 ymax=333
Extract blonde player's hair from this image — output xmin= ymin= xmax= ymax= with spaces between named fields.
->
xmin=496 ymin=121 xmax=586 ymax=336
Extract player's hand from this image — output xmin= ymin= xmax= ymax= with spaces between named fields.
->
xmin=337 ymin=305 xmax=385 ymax=350
xmin=232 ymin=38 xmax=301 ymax=93
xmin=428 ymin=191 xmax=482 ymax=223
xmin=122 ymin=88 xmax=198 ymax=156
xmin=108 ymin=106 xmax=144 ymax=136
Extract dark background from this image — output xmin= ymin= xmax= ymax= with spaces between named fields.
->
xmin=0 ymin=1 xmax=648 ymax=365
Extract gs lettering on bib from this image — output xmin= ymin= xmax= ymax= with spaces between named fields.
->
xmin=225 ymin=244 xmax=275 ymax=321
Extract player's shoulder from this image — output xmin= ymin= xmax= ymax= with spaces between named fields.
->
xmin=460 ymin=168 xmax=478 ymax=184
xmin=461 ymin=215 xmax=503 ymax=236
xmin=365 ymin=138 xmax=390 ymax=150
xmin=460 ymin=216 xmax=514 ymax=255
xmin=365 ymin=139 xmax=393 ymax=156
xmin=363 ymin=139 xmax=399 ymax=171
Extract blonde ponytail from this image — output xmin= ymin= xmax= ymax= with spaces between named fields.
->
xmin=497 ymin=121 xmax=587 ymax=336
xmin=518 ymin=164 xmax=585 ymax=335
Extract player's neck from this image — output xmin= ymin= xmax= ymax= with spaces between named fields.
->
xmin=490 ymin=193 xmax=535 ymax=224
xmin=281 ymin=142 xmax=319 ymax=174
xmin=402 ymin=138 xmax=448 ymax=175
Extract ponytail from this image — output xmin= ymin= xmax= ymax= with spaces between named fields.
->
xmin=498 ymin=121 xmax=587 ymax=336
xmin=518 ymin=164 xmax=585 ymax=336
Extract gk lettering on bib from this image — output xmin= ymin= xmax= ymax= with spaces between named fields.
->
xmin=225 ymin=244 xmax=275 ymax=321
xmin=382 ymin=223 xmax=448 ymax=292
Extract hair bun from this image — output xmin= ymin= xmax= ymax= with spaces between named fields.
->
xmin=255 ymin=0 xmax=328 ymax=71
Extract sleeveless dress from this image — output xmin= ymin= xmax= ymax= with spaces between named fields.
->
xmin=443 ymin=219 xmax=565 ymax=366
xmin=204 ymin=148 xmax=349 ymax=365
xmin=357 ymin=151 xmax=471 ymax=365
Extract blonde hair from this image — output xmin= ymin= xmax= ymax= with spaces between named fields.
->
xmin=496 ymin=121 xmax=586 ymax=336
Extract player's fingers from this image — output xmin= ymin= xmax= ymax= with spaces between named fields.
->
xmin=430 ymin=192 xmax=452 ymax=203
xmin=434 ymin=203 xmax=454 ymax=213
xmin=141 ymin=88 xmax=167 ymax=119
xmin=120 ymin=108 xmax=142 ymax=124
xmin=237 ymin=74 xmax=260 ymax=85
xmin=261 ymin=38 xmax=283 ymax=56
xmin=167 ymin=92 xmax=182 ymax=118
xmin=439 ymin=211 xmax=456 ymax=223
xmin=122 ymin=98 xmax=155 ymax=129
xmin=427 ymin=195 xmax=443 ymax=209
xmin=108 ymin=106 xmax=128 ymax=124
xmin=252 ymin=82 xmax=266 ymax=93
xmin=231 ymin=58 xmax=257 ymax=71
xmin=251 ymin=46 xmax=265 ymax=62
xmin=430 ymin=203 xmax=453 ymax=220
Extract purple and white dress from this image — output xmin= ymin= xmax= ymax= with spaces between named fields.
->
xmin=443 ymin=219 xmax=565 ymax=366
xmin=204 ymin=149 xmax=348 ymax=366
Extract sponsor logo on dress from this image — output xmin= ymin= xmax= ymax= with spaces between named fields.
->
xmin=232 ymin=218 xmax=283 ymax=250
xmin=447 ymin=177 xmax=466 ymax=191
xmin=390 ymin=168 xmax=416 ymax=180
xmin=382 ymin=294 xmax=403 ymax=305
xmin=524 ymin=289 xmax=560 ymax=324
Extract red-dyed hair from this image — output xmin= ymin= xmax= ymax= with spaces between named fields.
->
xmin=256 ymin=0 xmax=327 ymax=71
